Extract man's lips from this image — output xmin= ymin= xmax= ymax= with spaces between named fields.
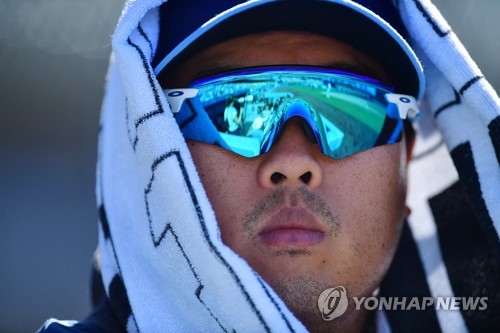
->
xmin=258 ymin=208 xmax=325 ymax=247
xmin=259 ymin=229 xmax=325 ymax=246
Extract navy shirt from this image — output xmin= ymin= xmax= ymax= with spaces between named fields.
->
xmin=37 ymin=298 xmax=125 ymax=333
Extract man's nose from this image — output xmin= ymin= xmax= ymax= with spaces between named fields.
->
xmin=257 ymin=117 xmax=323 ymax=188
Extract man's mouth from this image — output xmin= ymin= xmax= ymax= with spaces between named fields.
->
xmin=258 ymin=208 xmax=325 ymax=247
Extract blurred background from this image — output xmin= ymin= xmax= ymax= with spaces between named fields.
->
xmin=0 ymin=1 xmax=499 ymax=332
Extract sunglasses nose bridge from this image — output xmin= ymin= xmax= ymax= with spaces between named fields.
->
xmin=264 ymin=98 xmax=323 ymax=151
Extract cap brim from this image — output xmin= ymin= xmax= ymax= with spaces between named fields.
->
xmin=154 ymin=0 xmax=424 ymax=99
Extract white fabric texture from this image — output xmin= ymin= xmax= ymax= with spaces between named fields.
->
xmin=94 ymin=0 xmax=500 ymax=332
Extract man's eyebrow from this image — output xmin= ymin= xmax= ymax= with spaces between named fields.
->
xmin=192 ymin=65 xmax=239 ymax=80
xmin=324 ymin=61 xmax=386 ymax=81
xmin=192 ymin=61 xmax=387 ymax=82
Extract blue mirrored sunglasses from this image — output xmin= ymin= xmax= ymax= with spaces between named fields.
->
xmin=164 ymin=66 xmax=420 ymax=159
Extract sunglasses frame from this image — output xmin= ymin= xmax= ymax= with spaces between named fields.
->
xmin=164 ymin=66 xmax=420 ymax=159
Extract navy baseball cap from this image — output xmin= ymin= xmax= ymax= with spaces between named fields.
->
xmin=153 ymin=0 xmax=425 ymax=99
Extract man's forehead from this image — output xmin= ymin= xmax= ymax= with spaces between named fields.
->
xmin=165 ymin=31 xmax=391 ymax=87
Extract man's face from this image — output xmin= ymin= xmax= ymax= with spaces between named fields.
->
xmin=169 ymin=31 xmax=408 ymax=330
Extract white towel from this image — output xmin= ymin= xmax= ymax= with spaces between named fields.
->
xmin=41 ymin=0 xmax=500 ymax=332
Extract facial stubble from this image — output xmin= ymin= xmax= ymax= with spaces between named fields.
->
xmin=241 ymin=186 xmax=346 ymax=330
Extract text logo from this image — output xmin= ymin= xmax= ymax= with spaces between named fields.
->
xmin=318 ymin=286 xmax=348 ymax=321
xmin=353 ymin=296 xmax=488 ymax=311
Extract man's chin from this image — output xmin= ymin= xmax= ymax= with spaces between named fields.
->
xmin=269 ymin=276 xmax=368 ymax=333
xmin=271 ymin=277 xmax=330 ymax=331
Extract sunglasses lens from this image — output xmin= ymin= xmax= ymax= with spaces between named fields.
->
xmin=170 ymin=67 xmax=415 ymax=159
